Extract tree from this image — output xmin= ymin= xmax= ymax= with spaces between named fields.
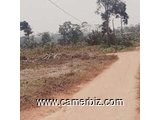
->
xmin=59 ymin=21 xmax=83 ymax=44
xmin=20 ymin=21 xmax=35 ymax=48
xmin=20 ymin=21 xmax=33 ymax=38
xmin=81 ymin=22 xmax=92 ymax=34
xmin=96 ymin=0 xmax=116 ymax=38
xmin=112 ymin=1 xmax=129 ymax=35
xmin=96 ymin=0 xmax=128 ymax=46
xmin=41 ymin=32 xmax=52 ymax=45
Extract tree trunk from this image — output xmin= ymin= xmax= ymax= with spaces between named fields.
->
xmin=112 ymin=18 xmax=115 ymax=35
xmin=105 ymin=3 xmax=110 ymax=47
xmin=112 ymin=18 xmax=118 ymax=52
xmin=121 ymin=17 xmax=123 ymax=37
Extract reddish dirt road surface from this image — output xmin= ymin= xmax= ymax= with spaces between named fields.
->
xmin=41 ymin=50 xmax=140 ymax=120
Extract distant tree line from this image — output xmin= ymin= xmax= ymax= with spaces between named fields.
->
xmin=20 ymin=0 xmax=140 ymax=49
xmin=20 ymin=21 xmax=139 ymax=49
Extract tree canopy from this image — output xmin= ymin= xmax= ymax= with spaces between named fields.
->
xmin=96 ymin=0 xmax=129 ymax=45
xmin=20 ymin=21 xmax=33 ymax=37
xmin=59 ymin=21 xmax=83 ymax=44
xmin=41 ymin=32 xmax=52 ymax=45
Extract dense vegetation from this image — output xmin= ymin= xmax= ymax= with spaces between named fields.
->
xmin=20 ymin=22 xmax=139 ymax=51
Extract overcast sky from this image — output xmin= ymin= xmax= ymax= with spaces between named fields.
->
xmin=21 ymin=0 xmax=140 ymax=34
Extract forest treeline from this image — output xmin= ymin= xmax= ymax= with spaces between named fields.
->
xmin=20 ymin=0 xmax=140 ymax=50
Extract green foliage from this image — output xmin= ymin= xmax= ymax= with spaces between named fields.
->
xmin=20 ymin=21 xmax=33 ymax=37
xmin=20 ymin=21 xmax=34 ymax=49
xmin=113 ymin=0 xmax=129 ymax=24
xmin=85 ymin=30 xmax=103 ymax=45
xmin=96 ymin=0 xmax=129 ymax=45
xmin=124 ymin=24 xmax=140 ymax=40
xmin=20 ymin=35 xmax=37 ymax=49
xmin=59 ymin=21 xmax=83 ymax=45
xmin=41 ymin=32 xmax=52 ymax=45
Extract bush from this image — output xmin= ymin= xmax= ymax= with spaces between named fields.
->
xmin=85 ymin=30 xmax=103 ymax=45
xmin=41 ymin=32 xmax=52 ymax=45
xmin=20 ymin=36 xmax=37 ymax=49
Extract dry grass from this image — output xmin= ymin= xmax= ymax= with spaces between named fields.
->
xmin=20 ymin=45 xmax=118 ymax=111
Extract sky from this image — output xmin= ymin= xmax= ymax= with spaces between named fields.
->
xmin=21 ymin=0 xmax=140 ymax=34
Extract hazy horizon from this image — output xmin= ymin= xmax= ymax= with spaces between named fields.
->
xmin=21 ymin=0 xmax=140 ymax=35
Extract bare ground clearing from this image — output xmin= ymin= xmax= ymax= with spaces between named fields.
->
xmin=20 ymin=46 xmax=118 ymax=120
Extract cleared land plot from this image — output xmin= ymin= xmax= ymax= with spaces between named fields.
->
xmin=20 ymin=46 xmax=118 ymax=111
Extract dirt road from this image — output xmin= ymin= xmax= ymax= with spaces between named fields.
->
xmin=41 ymin=50 xmax=140 ymax=120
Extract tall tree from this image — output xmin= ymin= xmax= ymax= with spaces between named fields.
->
xmin=113 ymin=1 xmax=129 ymax=35
xmin=96 ymin=0 xmax=116 ymax=41
xmin=20 ymin=21 xmax=33 ymax=38
xmin=96 ymin=0 xmax=128 ymax=45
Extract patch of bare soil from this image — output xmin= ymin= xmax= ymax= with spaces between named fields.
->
xmin=20 ymin=46 xmax=118 ymax=119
